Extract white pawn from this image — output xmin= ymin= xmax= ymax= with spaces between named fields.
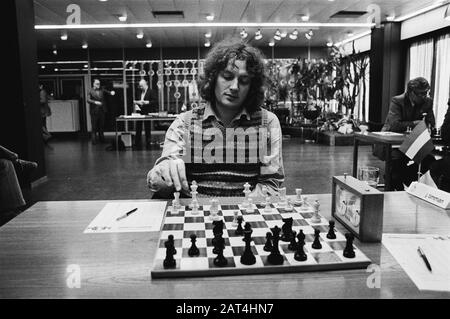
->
xmin=311 ymin=200 xmax=321 ymax=223
xmin=231 ymin=211 xmax=239 ymax=227
xmin=300 ymin=196 xmax=310 ymax=211
xmin=242 ymin=182 xmax=251 ymax=208
xmin=264 ymin=196 xmax=272 ymax=213
xmin=190 ymin=181 xmax=199 ymax=215
xmin=278 ymin=187 xmax=287 ymax=208
xmin=245 ymin=198 xmax=253 ymax=213
xmin=260 ymin=186 xmax=268 ymax=206
xmin=209 ymin=198 xmax=219 ymax=221
xmin=284 ymin=198 xmax=293 ymax=212
xmin=172 ymin=191 xmax=181 ymax=213
xmin=294 ymin=188 xmax=303 ymax=205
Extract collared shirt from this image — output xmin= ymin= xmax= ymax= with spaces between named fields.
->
xmin=140 ymin=88 xmax=148 ymax=102
xmin=149 ymin=103 xmax=285 ymax=196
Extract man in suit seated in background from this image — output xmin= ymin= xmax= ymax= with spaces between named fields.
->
xmin=133 ymin=79 xmax=159 ymax=149
xmin=381 ymin=77 xmax=435 ymax=190
xmin=429 ymin=98 xmax=450 ymax=192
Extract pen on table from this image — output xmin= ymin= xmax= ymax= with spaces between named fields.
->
xmin=116 ymin=208 xmax=138 ymax=221
xmin=417 ymin=246 xmax=432 ymax=272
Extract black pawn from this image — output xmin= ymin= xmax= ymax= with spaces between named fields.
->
xmin=163 ymin=239 xmax=176 ymax=268
xmin=212 ymin=233 xmax=222 ymax=254
xmin=263 ymin=232 xmax=273 ymax=252
xmin=213 ymin=220 xmax=224 ymax=236
xmin=188 ymin=233 xmax=200 ymax=257
xmin=235 ymin=215 xmax=244 ymax=236
xmin=311 ymin=229 xmax=322 ymax=249
xmin=168 ymin=234 xmax=177 ymax=255
xmin=294 ymin=230 xmax=307 ymax=261
xmin=327 ymin=220 xmax=337 ymax=239
xmin=288 ymin=230 xmax=297 ymax=251
xmin=213 ymin=235 xmax=228 ymax=267
xmin=281 ymin=217 xmax=294 ymax=242
xmin=240 ymin=223 xmax=256 ymax=265
xmin=343 ymin=233 xmax=356 ymax=258
xmin=267 ymin=226 xmax=284 ymax=265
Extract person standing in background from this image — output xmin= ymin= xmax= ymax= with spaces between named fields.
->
xmin=87 ymin=79 xmax=115 ymax=145
xmin=39 ymin=84 xmax=52 ymax=143
xmin=133 ymin=79 xmax=159 ymax=149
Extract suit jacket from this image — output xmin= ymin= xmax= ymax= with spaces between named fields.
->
xmin=441 ymin=100 xmax=450 ymax=146
xmin=137 ymin=88 xmax=159 ymax=114
xmin=382 ymin=93 xmax=435 ymax=132
xmin=87 ymin=88 xmax=107 ymax=114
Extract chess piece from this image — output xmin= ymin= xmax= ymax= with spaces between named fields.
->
xmin=311 ymin=200 xmax=321 ymax=223
xmin=311 ymin=229 xmax=322 ymax=249
xmin=263 ymin=232 xmax=273 ymax=252
xmin=242 ymin=182 xmax=251 ymax=208
xmin=260 ymin=186 xmax=268 ymax=206
xmin=294 ymin=188 xmax=303 ymax=205
xmin=326 ymin=220 xmax=337 ymax=239
xmin=235 ymin=215 xmax=244 ymax=236
xmin=231 ymin=211 xmax=239 ymax=227
xmin=167 ymin=234 xmax=177 ymax=255
xmin=245 ymin=198 xmax=253 ymax=213
xmin=173 ymin=192 xmax=181 ymax=212
xmin=240 ymin=223 xmax=256 ymax=265
xmin=288 ymin=230 xmax=297 ymax=251
xmin=278 ymin=187 xmax=287 ymax=208
xmin=294 ymin=230 xmax=307 ymax=261
xmin=300 ymin=196 xmax=309 ymax=211
xmin=263 ymin=196 xmax=272 ymax=213
xmin=212 ymin=220 xmax=224 ymax=237
xmin=212 ymin=233 xmax=223 ymax=254
xmin=267 ymin=226 xmax=284 ymax=265
xmin=280 ymin=217 xmax=294 ymax=242
xmin=188 ymin=233 xmax=200 ymax=257
xmin=163 ymin=238 xmax=176 ymax=268
xmin=213 ymin=234 xmax=228 ymax=267
xmin=284 ymin=198 xmax=293 ymax=212
xmin=209 ymin=198 xmax=220 ymax=221
xmin=190 ymin=181 xmax=199 ymax=214
xmin=343 ymin=233 xmax=356 ymax=258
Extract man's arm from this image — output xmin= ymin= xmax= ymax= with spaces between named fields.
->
xmin=86 ymin=90 xmax=98 ymax=105
xmin=384 ymin=98 xmax=416 ymax=132
xmin=441 ymin=103 xmax=450 ymax=145
xmin=252 ymin=111 xmax=285 ymax=196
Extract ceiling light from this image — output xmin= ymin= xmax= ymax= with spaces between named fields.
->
xmin=60 ymin=32 xmax=68 ymax=40
xmin=254 ymin=29 xmax=263 ymax=40
xmin=82 ymin=43 xmax=88 ymax=49
xmin=52 ymin=49 xmax=57 ymax=55
xmin=301 ymin=15 xmax=310 ymax=22
xmin=269 ymin=41 xmax=275 ymax=47
xmin=289 ymin=30 xmax=298 ymax=40
xmin=136 ymin=32 xmax=144 ymax=39
xmin=280 ymin=31 xmax=287 ymax=38
xmin=346 ymin=31 xmax=354 ymax=37
xmin=118 ymin=15 xmax=127 ymax=22
xmin=54 ymin=68 xmax=59 ymax=71
xmin=240 ymin=29 xmax=248 ymax=39
xmin=275 ymin=29 xmax=281 ymax=36
xmin=334 ymin=30 xmax=371 ymax=47
xmin=206 ymin=14 xmax=214 ymax=21
xmin=99 ymin=0 xmax=108 ymax=2
xmin=327 ymin=41 xmax=333 ymax=47
xmin=305 ymin=30 xmax=313 ymax=40
xmin=204 ymin=41 xmax=211 ymax=47
xmin=205 ymin=32 xmax=212 ymax=38
xmin=84 ymin=64 xmax=88 ymax=68
xmin=274 ymin=34 xmax=281 ymax=41
xmin=386 ymin=15 xmax=395 ymax=21
xmin=41 ymin=65 xmax=45 ymax=69
xmin=445 ymin=5 xmax=450 ymax=21
xmin=146 ymin=42 xmax=152 ymax=48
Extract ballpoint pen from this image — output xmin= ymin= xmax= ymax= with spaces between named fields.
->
xmin=417 ymin=246 xmax=432 ymax=272
xmin=116 ymin=208 xmax=138 ymax=221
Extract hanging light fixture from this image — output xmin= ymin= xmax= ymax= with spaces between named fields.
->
xmin=268 ymin=41 xmax=275 ymax=47
xmin=82 ymin=42 xmax=88 ymax=49
xmin=205 ymin=31 xmax=212 ymax=38
xmin=204 ymin=40 xmax=211 ymax=47
xmin=146 ymin=41 xmax=152 ymax=48
xmin=305 ymin=30 xmax=313 ymax=40
xmin=118 ymin=14 xmax=127 ymax=22
xmin=206 ymin=14 xmax=214 ymax=21
xmin=136 ymin=31 xmax=144 ymax=39
xmin=289 ymin=29 xmax=298 ymax=40
xmin=240 ymin=28 xmax=248 ymax=39
xmin=60 ymin=31 xmax=68 ymax=40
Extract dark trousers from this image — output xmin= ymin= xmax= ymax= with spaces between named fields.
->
xmin=91 ymin=111 xmax=105 ymax=142
xmin=390 ymin=149 xmax=435 ymax=190
xmin=135 ymin=121 xmax=151 ymax=146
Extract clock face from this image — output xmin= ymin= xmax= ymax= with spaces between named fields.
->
xmin=335 ymin=185 xmax=361 ymax=230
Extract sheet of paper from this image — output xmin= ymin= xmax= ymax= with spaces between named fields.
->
xmin=84 ymin=201 xmax=167 ymax=233
xmin=382 ymin=233 xmax=450 ymax=292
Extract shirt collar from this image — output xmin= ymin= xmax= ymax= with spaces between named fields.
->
xmin=202 ymin=102 xmax=250 ymax=123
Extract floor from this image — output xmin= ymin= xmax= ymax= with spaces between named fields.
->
xmin=1 ymin=135 xmax=385 ymax=226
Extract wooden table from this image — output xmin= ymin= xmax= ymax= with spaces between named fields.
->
xmin=353 ymin=132 xmax=407 ymax=191
xmin=115 ymin=115 xmax=176 ymax=150
xmin=1 ymin=193 xmax=449 ymax=299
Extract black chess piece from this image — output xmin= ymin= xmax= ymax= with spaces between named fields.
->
xmin=294 ymin=230 xmax=307 ymax=261
xmin=326 ymin=220 xmax=337 ymax=239
xmin=281 ymin=217 xmax=294 ymax=242
xmin=263 ymin=232 xmax=273 ymax=252
xmin=235 ymin=215 xmax=244 ymax=236
xmin=212 ymin=233 xmax=223 ymax=254
xmin=288 ymin=230 xmax=297 ymax=251
xmin=311 ymin=229 xmax=322 ymax=249
xmin=267 ymin=226 xmax=284 ymax=265
xmin=163 ymin=239 xmax=176 ymax=268
xmin=343 ymin=233 xmax=356 ymax=258
xmin=167 ymin=234 xmax=177 ymax=255
xmin=213 ymin=235 xmax=228 ymax=267
xmin=240 ymin=223 xmax=256 ymax=265
xmin=213 ymin=220 xmax=224 ymax=236
xmin=188 ymin=233 xmax=200 ymax=257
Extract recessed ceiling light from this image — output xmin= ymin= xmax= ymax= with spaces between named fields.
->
xmin=205 ymin=32 xmax=212 ymax=38
xmin=136 ymin=32 xmax=144 ymax=39
xmin=327 ymin=41 xmax=333 ymax=47
xmin=41 ymin=65 xmax=45 ymax=69
xmin=146 ymin=42 xmax=152 ymax=48
xmin=206 ymin=14 xmax=214 ymax=21
xmin=52 ymin=49 xmax=57 ymax=55
xmin=346 ymin=31 xmax=354 ymax=37
xmin=118 ymin=15 xmax=127 ymax=22
xmin=60 ymin=33 xmax=68 ymax=40
xmin=301 ymin=15 xmax=310 ymax=22
xmin=84 ymin=64 xmax=88 ymax=68
xmin=99 ymin=0 xmax=108 ymax=2
xmin=274 ymin=34 xmax=281 ymax=41
xmin=54 ymin=68 xmax=59 ymax=71
xmin=269 ymin=41 xmax=275 ymax=47
xmin=204 ymin=41 xmax=211 ymax=47
xmin=82 ymin=43 xmax=88 ymax=49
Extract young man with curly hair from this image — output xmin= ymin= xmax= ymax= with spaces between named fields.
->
xmin=147 ymin=39 xmax=285 ymax=198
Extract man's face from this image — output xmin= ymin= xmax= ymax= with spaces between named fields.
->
xmin=93 ymin=80 xmax=100 ymax=89
xmin=214 ymin=59 xmax=251 ymax=111
xmin=410 ymin=89 xmax=429 ymax=105
xmin=139 ymin=81 xmax=147 ymax=90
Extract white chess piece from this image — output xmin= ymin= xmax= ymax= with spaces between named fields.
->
xmin=284 ymin=198 xmax=293 ymax=212
xmin=278 ymin=187 xmax=287 ymax=208
xmin=294 ymin=188 xmax=303 ymax=205
xmin=311 ymin=200 xmax=321 ymax=223
xmin=245 ymin=198 xmax=253 ymax=213
xmin=242 ymin=182 xmax=251 ymax=208
xmin=264 ymin=196 xmax=272 ymax=213
xmin=209 ymin=198 xmax=219 ymax=221
xmin=190 ymin=181 xmax=199 ymax=215
xmin=172 ymin=192 xmax=181 ymax=213
xmin=231 ymin=211 xmax=239 ymax=227
xmin=300 ymin=196 xmax=310 ymax=211
xmin=260 ymin=186 xmax=268 ymax=206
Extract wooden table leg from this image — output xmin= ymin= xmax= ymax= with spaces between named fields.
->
xmin=352 ymin=137 xmax=359 ymax=177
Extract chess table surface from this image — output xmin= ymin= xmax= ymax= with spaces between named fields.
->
xmin=0 ymin=192 xmax=450 ymax=298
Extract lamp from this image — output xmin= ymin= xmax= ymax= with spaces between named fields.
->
xmin=254 ymin=29 xmax=263 ymax=40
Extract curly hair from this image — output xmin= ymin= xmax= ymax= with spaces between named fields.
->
xmin=198 ymin=38 xmax=267 ymax=114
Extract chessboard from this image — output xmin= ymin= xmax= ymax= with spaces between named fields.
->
xmin=151 ymin=200 xmax=372 ymax=278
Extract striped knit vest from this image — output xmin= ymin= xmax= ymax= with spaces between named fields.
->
xmin=183 ymin=105 xmax=268 ymax=197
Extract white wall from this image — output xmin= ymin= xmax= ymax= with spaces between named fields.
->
xmin=401 ymin=5 xmax=450 ymax=40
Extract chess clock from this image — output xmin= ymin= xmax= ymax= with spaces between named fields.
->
xmin=331 ymin=175 xmax=384 ymax=242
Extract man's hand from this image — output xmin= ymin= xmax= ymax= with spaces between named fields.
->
xmin=147 ymin=158 xmax=188 ymax=192
xmin=95 ymin=101 xmax=102 ymax=106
